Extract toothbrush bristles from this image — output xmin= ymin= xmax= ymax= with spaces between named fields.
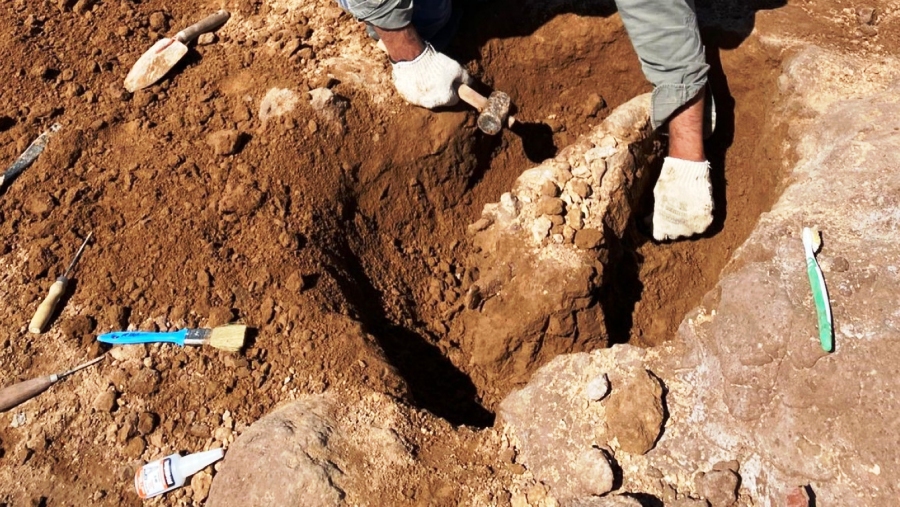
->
xmin=810 ymin=227 xmax=822 ymax=252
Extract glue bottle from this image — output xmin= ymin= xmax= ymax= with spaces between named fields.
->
xmin=134 ymin=448 xmax=224 ymax=499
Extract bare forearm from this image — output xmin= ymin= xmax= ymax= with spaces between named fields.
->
xmin=667 ymin=89 xmax=706 ymax=162
xmin=373 ymin=24 xmax=425 ymax=62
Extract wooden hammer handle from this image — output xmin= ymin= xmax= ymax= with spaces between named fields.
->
xmin=457 ymin=84 xmax=488 ymax=111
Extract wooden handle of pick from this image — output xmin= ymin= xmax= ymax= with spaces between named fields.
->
xmin=457 ymin=84 xmax=488 ymax=111
xmin=0 ymin=376 xmax=53 ymax=412
xmin=29 ymin=278 xmax=66 ymax=334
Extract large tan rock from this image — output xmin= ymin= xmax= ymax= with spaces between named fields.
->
xmin=500 ymin=45 xmax=900 ymax=506
xmin=207 ymin=391 xmax=417 ymax=507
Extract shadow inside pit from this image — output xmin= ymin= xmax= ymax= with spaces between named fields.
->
xmin=448 ymin=0 xmax=786 ymax=70
xmin=627 ymin=493 xmax=664 ymax=507
xmin=599 ymin=230 xmax=644 ymax=345
xmin=509 ymin=120 xmax=557 ymax=162
xmin=243 ymin=326 xmax=261 ymax=350
xmin=702 ymin=46 xmax=737 ymax=238
xmin=463 ymin=117 xmax=558 ymax=191
xmin=324 ymin=217 xmax=494 ymax=428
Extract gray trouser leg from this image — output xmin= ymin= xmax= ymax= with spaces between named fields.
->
xmin=614 ymin=0 xmax=709 ymax=130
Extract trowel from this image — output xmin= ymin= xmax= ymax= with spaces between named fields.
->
xmin=124 ymin=10 xmax=231 ymax=92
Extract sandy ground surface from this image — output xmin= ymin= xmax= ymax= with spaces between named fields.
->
xmin=0 ymin=0 xmax=897 ymax=504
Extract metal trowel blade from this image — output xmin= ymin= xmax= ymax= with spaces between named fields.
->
xmin=124 ymin=38 xmax=189 ymax=92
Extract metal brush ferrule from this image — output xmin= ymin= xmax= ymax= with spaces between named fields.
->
xmin=183 ymin=328 xmax=212 ymax=346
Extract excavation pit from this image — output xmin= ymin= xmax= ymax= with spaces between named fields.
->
xmin=337 ymin=5 xmax=787 ymax=415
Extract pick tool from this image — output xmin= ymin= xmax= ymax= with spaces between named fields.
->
xmin=28 ymin=232 xmax=93 ymax=334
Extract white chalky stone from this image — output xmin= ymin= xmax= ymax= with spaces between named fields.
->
xmin=586 ymin=373 xmax=610 ymax=401
xmin=572 ymin=162 xmax=591 ymax=178
xmin=531 ymin=216 xmax=553 ymax=242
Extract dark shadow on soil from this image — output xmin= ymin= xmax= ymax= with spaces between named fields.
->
xmin=449 ymin=0 xmax=787 ymax=64
xmin=599 ymin=230 xmax=644 ymax=345
xmin=324 ymin=206 xmax=495 ymax=428
xmin=510 ymin=120 xmax=557 ymax=162
xmin=464 ymin=127 xmax=506 ymax=191
xmin=0 ymin=115 xmax=14 ymax=131
xmin=601 ymin=445 xmax=625 ymax=491
xmin=464 ymin=118 xmax=557 ymax=191
xmin=627 ymin=493 xmax=664 ymax=507
xmin=702 ymin=47 xmax=737 ymax=238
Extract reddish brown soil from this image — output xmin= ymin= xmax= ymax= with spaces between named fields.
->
xmin=0 ymin=0 xmax=894 ymax=504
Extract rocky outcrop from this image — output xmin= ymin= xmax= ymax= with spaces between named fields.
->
xmin=499 ymin=45 xmax=900 ymax=506
xmin=207 ymin=391 xmax=418 ymax=507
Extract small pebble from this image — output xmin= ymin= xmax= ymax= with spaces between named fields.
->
xmin=467 ymin=217 xmax=493 ymax=234
xmin=856 ymin=7 xmax=876 ymax=25
xmin=11 ymin=412 xmax=27 ymax=428
xmin=207 ymin=129 xmax=241 ymax=156
xmin=93 ymin=389 xmax=118 ymax=413
xmin=124 ymin=437 xmax=146 ymax=459
xmin=570 ymin=179 xmax=592 ymax=199
xmin=538 ymin=197 xmax=565 ymax=216
xmin=148 ymin=11 xmax=167 ymax=31
xmin=197 ymin=33 xmax=216 ymax=45
xmin=191 ymin=470 xmax=213 ymax=501
xmin=540 ymin=180 xmax=560 ymax=197
xmin=138 ymin=412 xmax=157 ymax=435
xmin=574 ymin=228 xmax=604 ymax=250
xmin=586 ymin=373 xmax=610 ymax=401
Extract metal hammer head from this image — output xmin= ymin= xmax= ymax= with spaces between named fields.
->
xmin=477 ymin=91 xmax=511 ymax=136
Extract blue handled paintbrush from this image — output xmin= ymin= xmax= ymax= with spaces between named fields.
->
xmin=98 ymin=325 xmax=247 ymax=352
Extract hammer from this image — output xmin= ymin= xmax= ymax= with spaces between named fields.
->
xmin=458 ymin=84 xmax=516 ymax=135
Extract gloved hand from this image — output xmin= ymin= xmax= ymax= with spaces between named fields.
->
xmin=652 ymin=157 xmax=714 ymax=241
xmin=391 ymin=43 xmax=471 ymax=109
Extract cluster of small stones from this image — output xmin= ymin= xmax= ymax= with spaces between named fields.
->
xmin=470 ymin=93 xmax=654 ymax=253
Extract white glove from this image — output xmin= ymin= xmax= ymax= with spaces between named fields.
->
xmin=652 ymin=157 xmax=714 ymax=241
xmin=391 ymin=43 xmax=471 ymax=109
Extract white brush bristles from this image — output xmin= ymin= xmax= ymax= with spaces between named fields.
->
xmin=208 ymin=325 xmax=247 ymax=352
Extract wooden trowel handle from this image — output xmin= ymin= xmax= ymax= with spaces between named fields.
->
xmin=0 ymin=376 xmax=53 ymax=412
xmin=175 ymin=10 xmax=231 ymax=44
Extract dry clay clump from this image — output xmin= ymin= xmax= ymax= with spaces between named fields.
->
xmin=473 ymin=93 xmax=656 ymax=252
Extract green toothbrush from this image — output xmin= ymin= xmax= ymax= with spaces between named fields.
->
xmin=802 ymin=227 xmax=833 ymax=352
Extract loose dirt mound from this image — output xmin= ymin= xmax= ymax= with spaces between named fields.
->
xmin=1 ymin=0 xmax=894 ymax=504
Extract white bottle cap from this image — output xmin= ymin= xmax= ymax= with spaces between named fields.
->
xmin=179 ymin=448 xmax=225 ymax=477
